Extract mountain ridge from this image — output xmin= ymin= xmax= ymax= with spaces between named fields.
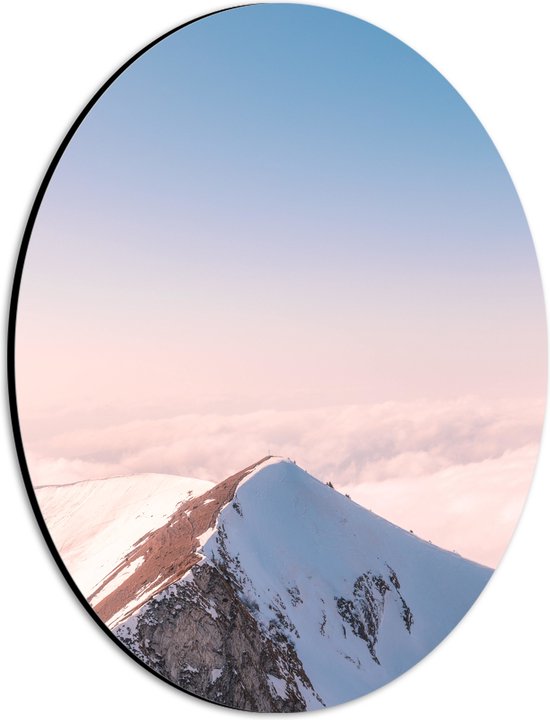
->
xmin=105 ymin=457 xmax=491 ymax=710
xmin=35 ymin=472 xmax=214 ymax=597
xmin=91 ymin=456 xmax=273 ymax=626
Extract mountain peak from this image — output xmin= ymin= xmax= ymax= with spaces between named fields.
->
xmin=235 ymin=456 xmax=327 ymax=491
xmin=39 ymin=454 xmax=491 ymax=712
xmin=88 ymin=455 xmax=278 ymax=627
xmin=52 ymin=458 xmax=492 ymax=710
xmin=109 ymin=458 xmax=491 ymax=709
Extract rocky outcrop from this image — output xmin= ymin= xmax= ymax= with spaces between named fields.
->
xmin=335 ymin=567 xmax=413 ymax=664
xmin=104 ymin=458 xmax=491 ymax=711
xmin=115 ymin=562 xmax=316 ymax=712
xmin=90 ymin=458 xmax=272 ymax=627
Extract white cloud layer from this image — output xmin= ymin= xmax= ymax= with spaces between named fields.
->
xmin=24 ymin=396 xmax=545 ymax=567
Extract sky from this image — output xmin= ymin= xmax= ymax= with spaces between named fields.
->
xmin=14 ymin=4 xmax=546 ymax=566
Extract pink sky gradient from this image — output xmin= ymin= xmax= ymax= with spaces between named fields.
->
xmin=13 ymin=4 xmax=547 ymax=572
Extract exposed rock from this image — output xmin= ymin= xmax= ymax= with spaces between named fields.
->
xmin=90 ymin=457 xmax=272 ymax=626
xmin=336 ymin=568 xmax=413 ymax=663
xmin=115 ymin=562 xmax=316 ymax=712
xmin=98 ymin=457 xmax=490 ymax=711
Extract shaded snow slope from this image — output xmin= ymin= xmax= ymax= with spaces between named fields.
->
xmin=36 ymin=473 xmax=213 ymax=598
xmin=115 ymin=458 xmax=491 ymax=709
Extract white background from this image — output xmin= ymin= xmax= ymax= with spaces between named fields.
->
xmin=1 ymin=1 xmax=548 ymax=717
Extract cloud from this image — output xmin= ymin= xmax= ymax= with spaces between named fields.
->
xmin=349 ymin=443 xmax=540 ymax=568
xmin=28 ymin=455 xmax=129 ymax=488
xmin=24 ymin=396 xmax=545 ymax=566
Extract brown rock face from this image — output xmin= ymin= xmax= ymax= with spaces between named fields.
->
xmin=116 ymin=562 xmax=318 ymax=712
xmin=90 ymin=457 xmax=272 ymax=627
xmin=98 ymin=456 xmax=322 ymax=711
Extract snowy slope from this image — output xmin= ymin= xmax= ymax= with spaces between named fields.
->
xmin=36 ymin=473 xmax=213 ymax=598
xmin=114 ymin=458 xmax=491 ymax=709
xmin=207 ymin=458 xmax=491 ymax=705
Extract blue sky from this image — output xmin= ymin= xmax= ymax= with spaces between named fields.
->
xmin=18 ymin=3 xmax=545 ymax=417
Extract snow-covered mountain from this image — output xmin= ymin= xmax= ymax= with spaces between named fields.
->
xmin=42 ymin=457 xmax=491 ymax=711
xmin=36 ymin=473 xmax=213 ymax=598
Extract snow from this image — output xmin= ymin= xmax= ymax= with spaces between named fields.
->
xmin=110 ymin=557 xmax=214 ymax=629
xmin=196 ymin=527 xmax=215 ymax=548
xmin=200 ymin=459 xmax=492 ymax=708
xmin=205 ymin=601 xmax=218 ymax=619
xmin=102 ymin=458 xmax=491 ymax=707
xmin=91 ymin=555 xmax=144 ymax=605
xmin=108 ymin=573 xmax=168 ymax=628
xmin=36 ymin=473 xmax=213 ymax=598
xmin=267 ymin=674 xmax=288 ymax=699
xmin=210 ymin=668 xmax=223 ymax=682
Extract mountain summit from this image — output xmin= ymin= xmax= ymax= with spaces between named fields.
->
xmin=70 ymin=457 xmax=491 ymax=710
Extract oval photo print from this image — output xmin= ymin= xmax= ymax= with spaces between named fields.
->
xmin=10 ymin=3 xmax=546 ymax=712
